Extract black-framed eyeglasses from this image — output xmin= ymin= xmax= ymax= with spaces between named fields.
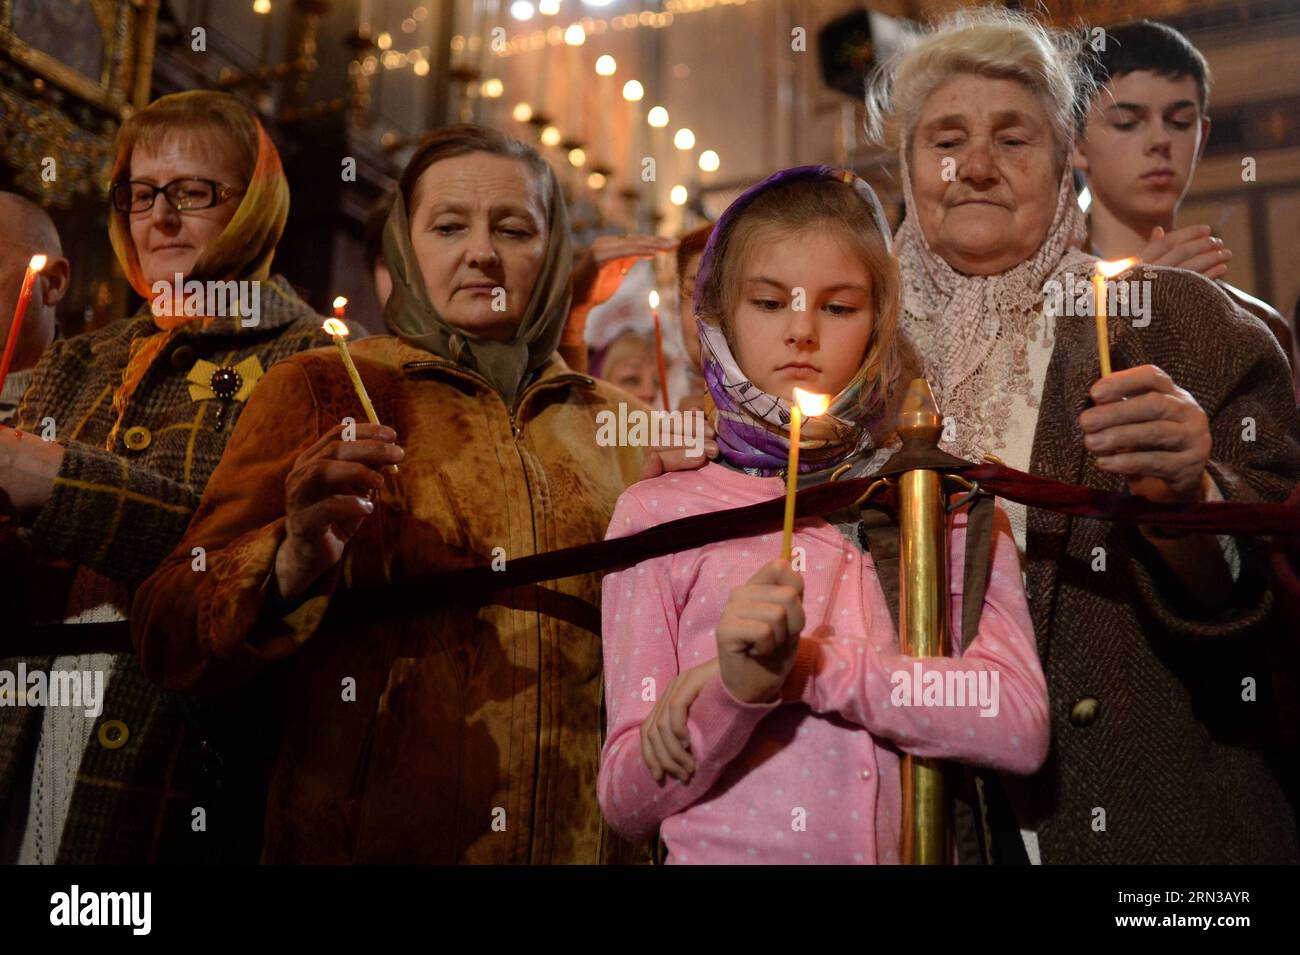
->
xmin=111 ymin=178 xmax=244 ymax=214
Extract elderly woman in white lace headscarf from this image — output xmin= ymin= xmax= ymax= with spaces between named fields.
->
xmin=866 ymin=7 xmax=1300 ymax=866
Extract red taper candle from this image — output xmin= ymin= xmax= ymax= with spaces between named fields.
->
xmin=649 ymin=289 xmax=671 ymax=411
xmin=0 ymin=254 xmax=48 ymax=396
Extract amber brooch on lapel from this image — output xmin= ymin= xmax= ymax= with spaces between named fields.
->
xmin=187 ymin=355 xmax=264 ymax=432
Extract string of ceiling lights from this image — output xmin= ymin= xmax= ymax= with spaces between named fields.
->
xmin=249 ymin=0 xmax=732 ymax=209
xmin=487 ymin=0 xmax=736 ymax=209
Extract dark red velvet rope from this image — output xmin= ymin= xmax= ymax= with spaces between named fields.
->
xmin=341 ymin=460 xmax=1300 ymax=615
xmin=960 ymin=461 xmax=1300 ymax=535
xmin=9 ymin=461 xmax=1298 ymax=654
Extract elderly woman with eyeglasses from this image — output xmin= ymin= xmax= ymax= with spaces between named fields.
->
xmin=0 ymin=90 xmax=334 ymax=864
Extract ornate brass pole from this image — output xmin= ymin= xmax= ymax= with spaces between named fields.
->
xmin=896 ymin=378 xmax=950 ymax=864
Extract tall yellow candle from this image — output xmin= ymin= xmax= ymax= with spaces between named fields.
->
xmin=325 ymin=303 xmax=377 ymax=424
xmin=781 ymin=387 xmax=831 ymax=562
xmin=324 ymin=308 xmax=397 ymax=475
xmin=1093 ymin=258 xmax=1137 ymax=379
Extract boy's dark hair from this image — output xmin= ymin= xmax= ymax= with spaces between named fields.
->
xmin=1083 ymin=20 xmax=1211 ymax=114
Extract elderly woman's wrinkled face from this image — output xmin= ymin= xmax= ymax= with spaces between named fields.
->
xmin=128 ymin=132 xmax=244 ymax=288
xmin=409 ymin=153 xmax=548 ymax=342
xmin=910 ymin=74 xmax=1059 ymax=275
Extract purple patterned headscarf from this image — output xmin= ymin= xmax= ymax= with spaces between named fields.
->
xmin=692 ymin=165 xmax=896 ymax=476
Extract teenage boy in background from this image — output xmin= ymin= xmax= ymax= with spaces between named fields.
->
xmin=1075 ymin=19 xmax=1297 ymax=386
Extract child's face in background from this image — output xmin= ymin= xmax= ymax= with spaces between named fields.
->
xmin=729 ymin=228 xmax=874 ymax=401
xmin=604 ymin=353 xmax=661 ymax=407
xmin=1074 ymin=71 xmax=1207 ymax=226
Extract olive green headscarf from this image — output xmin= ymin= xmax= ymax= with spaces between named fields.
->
xmin=380 ymin=162 xmax=573 ymax=407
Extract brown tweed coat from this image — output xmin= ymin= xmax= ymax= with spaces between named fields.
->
xmin=1022 ymin=265 xmax=1300 ymax=864
xmin=0 ymin=276 xmax=336 ymax=863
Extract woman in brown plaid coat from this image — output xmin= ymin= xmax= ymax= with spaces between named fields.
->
xmin=0 ymin=91 xmax=338 ymax=863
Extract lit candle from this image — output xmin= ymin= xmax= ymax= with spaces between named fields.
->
xmin=0 ymin=254 xmax=48 ymax=396
xmin=781 ymin=387 xmax=831 ymax=562
xmin=648 ymin=289 xmax=671 ymax=411
xmin=1093 ymin=258 xmax=1136 ymax=378
xmin=323 ymin=314 xmax=397 ymax=474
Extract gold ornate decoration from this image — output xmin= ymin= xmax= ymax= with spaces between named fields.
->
xmin=0 ymin=0 xmax=159 ymax=207
xmin=0 ymin=84 xmax=117 ymax=206
xmin=0 ymin=0 xmax=158 ymax=118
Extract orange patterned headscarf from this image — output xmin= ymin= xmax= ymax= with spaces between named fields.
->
xmin=104 ymin=91 xmax=290 ymax=449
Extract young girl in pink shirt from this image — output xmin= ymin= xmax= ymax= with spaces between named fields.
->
xmin=597 ymin=166 xmax=1049 ymax=864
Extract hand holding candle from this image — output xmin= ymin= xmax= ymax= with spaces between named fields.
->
xmin=1092 ymin=258 xmax=1137 ymax=379
xmin=648 ymin=289 xmax=671 ymax=411
xmin=781 ymin=387 xmax=831 ymax=562
xmin=0 ymin=254 xmax=48 ymax=396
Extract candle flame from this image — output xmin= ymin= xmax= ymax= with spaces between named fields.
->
xmin=648 ymin=289 xmax=659 ymax=309
xmin=792 ymin=387 xmax=831 ymax=416
xmin=323 ymin=318 xmax=349 ymax=337
xmin=332 ymin=295 xmax=348 ymax=310
xmin=1096 ymin=257 xmax=1137 ymax=280
xmin=29 ymin=254 xmax=47 ymax=271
